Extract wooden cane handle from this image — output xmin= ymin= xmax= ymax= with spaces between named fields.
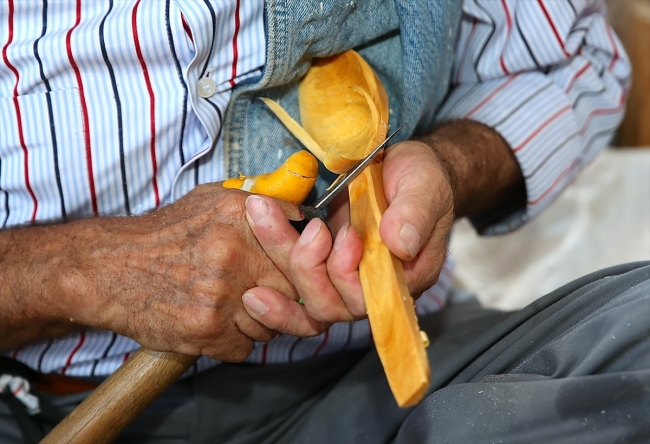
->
xmin=41 ymin=349 xmax=198 ymax=444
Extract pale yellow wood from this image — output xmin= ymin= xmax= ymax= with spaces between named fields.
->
xmin=308 ymin=52 xmax=388 ymax=169
xmin=349 ymin=157 xmax=430 ymax=408
xmin=223 ymin=150 xmax=318 ymax=204
xmin=259 ymin=98 xmax=330 ymax=163
xmin=272 ymin=49 xmax=429 ymax=407
xmin=42 ymin=349 xmax=198 ymax=444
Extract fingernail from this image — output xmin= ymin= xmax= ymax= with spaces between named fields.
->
xmin=298 ymin=219 xmax=321 ymax=245
xmin=399 ymin=222 xmax=420 ymax=258
xmin=333 ymin=222 xmax=349 ymax=251
xmin=245 ymin=195 xmax=269 ymax=224
xmin=242 ymin=293 xmax=268 ymax=315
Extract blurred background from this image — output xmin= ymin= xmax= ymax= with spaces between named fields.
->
xmin=450 ymin=0 xmax=650 ymax=310
xmin=607 ymin=0 xmax=650 ymax=147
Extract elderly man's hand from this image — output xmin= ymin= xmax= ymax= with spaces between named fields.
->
xmin=1 ymin=184 xmax=307 ymax=362
xmin=84 ymin=184 xmax=302 ymax=361
xmin=242 ymin=142 xmax=453 ymax=334
xmin=243 ymin=120 xmax=526 ymax=335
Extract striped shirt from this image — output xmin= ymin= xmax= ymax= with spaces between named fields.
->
xmin=1 ymin=0 xmax=630 ymax=377
xmin=438 ymin=0 xmax=630 ymax=234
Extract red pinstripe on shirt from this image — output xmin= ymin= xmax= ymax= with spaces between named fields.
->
xmin=528 ymin=158 xmax=578 ymax=205
xmin=229 ymin=0 xmax=241 ymax=88
xmin=132 ymin=0 xmax=160 ymax=208
xmin=261 ymin=343 xmax=269 ymax=364
xmin=604 ymin=21 xmax=619 ymax=70
xmin=513 ymin=104 xmax=572 ymax=152
xmin=564 ymin=61 xmax=591 ymax=94
xmin=579 ymin=91 xmax=626 ymax=136
xmin=537 ymin=0 xmax=571 ymax=57
xmin=499 ymin=0 xmax=513 ymax=75
xmin=181 ymin=14 xmax=194 ymax=43
xmin=463 ymin=74 xmax=520 ymax=119
xmin=62 ymin=332 xmax=86 ymax=376
xmin=313 ymin=330 xmax=330 ymax=357
xmin=67 ymin=0 xmax=98 ymax=216
xmin=2 ymin=0 xmax=38 ymax=221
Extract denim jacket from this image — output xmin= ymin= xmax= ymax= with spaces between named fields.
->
xmin=223 ymin=0 xmax=462 ymax=195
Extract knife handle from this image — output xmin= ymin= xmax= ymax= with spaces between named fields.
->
xmin=290 ymin=204 xmax=328 ymax=233
xmin=268 ymin=198 xmax=329 ymax=233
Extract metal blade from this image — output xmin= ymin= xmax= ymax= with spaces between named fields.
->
xmin=312 ymin=125 xmax=403 ymax=210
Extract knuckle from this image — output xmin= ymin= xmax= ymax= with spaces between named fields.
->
xmin=185 ymin=308 xmax=222 ymax=342
xmin=206 ymin=242 xmax=240 ymax=268
xmin=315 ymin=323 xmax=332 ymax=336
xmin=308 ymin=303 xmax=342 ymax=324
xmin=257 ymin=329 xmax=278 ymax=342
xmin=230 ymin=341 xmax=254 ymax=362
xmin=215 ymin=337 xmax=253 ymax=363
xmin=260 ymin=228 xmax=288 ymax=249
xmin=298 ymin=321 xmax=328 ymax=338
xmin=176 ymin=342 xmax=201 ymax=356
xmin=275 ymin=312 xmax=295 ymax=334
xmin=348 ymin=303 xmax=367 ymax=318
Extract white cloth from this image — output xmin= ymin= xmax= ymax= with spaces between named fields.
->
xmin=0 ymin=374 xmax=40 ymax=415
xmin=450 ymin=148 xmax=650 ymax=310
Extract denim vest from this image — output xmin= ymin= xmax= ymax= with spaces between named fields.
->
xmin=223 ymin=0 xmax=462 ymax=196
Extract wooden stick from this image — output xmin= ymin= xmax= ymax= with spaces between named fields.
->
xmin=348 ymin=155 xmax=430 ymax=408
xmin=41 ymin=349 xmax=198 ymax=444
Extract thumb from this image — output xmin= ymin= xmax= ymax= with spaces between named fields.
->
xmin=378 ymin=141 xmax=454 ymax=261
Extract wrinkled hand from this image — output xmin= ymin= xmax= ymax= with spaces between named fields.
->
xmin=69 ymin=184 xmax=298 ymax=362
xmin=376 ymin=140 xmax=455 ymax=293
xmin=243 ymin=141 xmax=454 ymax=335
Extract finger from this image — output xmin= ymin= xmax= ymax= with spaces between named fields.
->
xmin=245 ymin=194 xmax=301 ymax=299
xmin=289 ymin=219 xmax=360 ymax=323
xmin=379 ymin=141 xmax=454 ymax=261
xmin=245 ymin=194 xmax=300 ymax=271
xmin=325 ymin=222 xmax=366 ymax=317
xmin=326 ymin=190 xmax=351 ymax=236
xmin=402 ymin=236 xmax=449 ymax=297
xmin=242 ymin=287 xmax=330 ymax=337
xmin=200 ymin=330 xmax=255 ymax=363
xmin=232 ymin=310 xmax=279 ymax=343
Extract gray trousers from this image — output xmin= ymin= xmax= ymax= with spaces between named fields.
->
xmin=2 ymin=262 xmax=649 ymax=443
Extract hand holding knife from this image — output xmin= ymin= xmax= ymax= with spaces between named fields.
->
xmin=282 ymin=125 xmax=403 ymax=232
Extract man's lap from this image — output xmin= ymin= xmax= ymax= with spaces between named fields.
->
xmin=2 ymin=262 xmax=648 ymax=443
xmin=396 ymin=261 xmax=650 ymax=444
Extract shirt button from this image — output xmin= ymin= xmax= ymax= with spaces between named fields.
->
xmin=197 ymin=77 xmax=216 ymax=98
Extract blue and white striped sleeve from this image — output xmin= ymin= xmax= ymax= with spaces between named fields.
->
xmin=437 ymin=0 xmax=631 ymax=235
